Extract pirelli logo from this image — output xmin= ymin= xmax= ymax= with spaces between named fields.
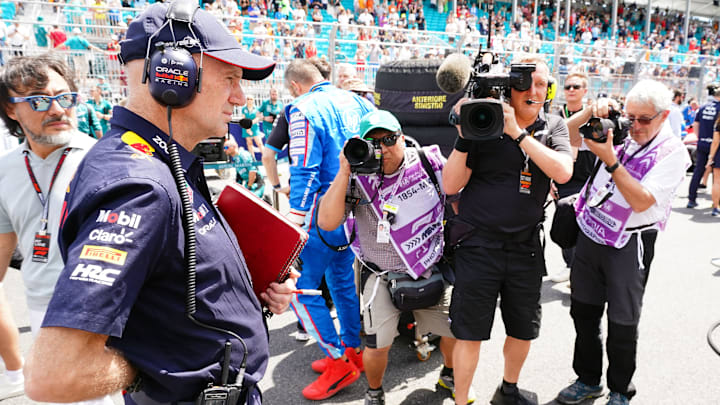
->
xmin=79 ymin=245 xmax=128 ymax=266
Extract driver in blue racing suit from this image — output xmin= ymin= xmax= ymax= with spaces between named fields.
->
xmin=283 ymin=59 xmax=374 ymax=401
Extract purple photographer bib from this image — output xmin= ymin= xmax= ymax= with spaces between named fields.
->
xmin=345 ymin=148 xmax=445 ymax=279
xmin=575 ymin=137 xmax=675 ymax=248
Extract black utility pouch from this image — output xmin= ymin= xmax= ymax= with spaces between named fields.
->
xmin=386 ymin=266 xmax=444 ymax=312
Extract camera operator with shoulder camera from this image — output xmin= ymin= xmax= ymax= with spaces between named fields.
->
xmin=442 ymin=55 xmax=573 ymax=405
xmin=554 ymin=80 xmax=690 ymax=405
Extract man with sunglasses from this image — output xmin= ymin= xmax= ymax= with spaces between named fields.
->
xmin=318 ymin=110 xmax=467 ymax=405
xmin=443 ymin=56 xmax=573 ymax=405
xmin=283 ymin=58 xmax=374 ymax=401
xmin=0 ymin=54 xmax=107 ymax=404
xmin=549 ymin=72 xmax=593 ymax=283
xmin=555 ymin=80 xmax=689 ymax=405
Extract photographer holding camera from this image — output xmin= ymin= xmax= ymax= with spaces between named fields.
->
xmin=554 ymin=80 xmax=690 ymax=405
xmin=442 ymin=55 xmax=573 ymax=405
xmin=318 ymin=109 xmax=465 ymax=405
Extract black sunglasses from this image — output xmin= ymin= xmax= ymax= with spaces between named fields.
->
xmin=564 ymin=84 xmax=584 ymax=90
xmin=365 ymin=133 xmax=399 ymax=147
xmin=624 ymin=111 xmax=662 ymax=126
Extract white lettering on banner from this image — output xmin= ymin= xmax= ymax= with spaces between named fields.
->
xmin=70 ymin=264 xmax=121 ymax=286
xmin=96 ymin=210 xmax=142 ymax=229
xmin=401 ymin=222 xmax=441 ymax=253
xmin=588 ymin=207 xmax=621 ymax=231
xmin=88 ymin=228 xmax=134 ymax=244
xmin=152 ymin=135 xmax=169 ymax=154
xmin=411 ymin=212 xmax=433 ymax=234
xmin=198 ymin=217 xmax=217 ymax=235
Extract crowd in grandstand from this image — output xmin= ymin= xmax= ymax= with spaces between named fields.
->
xmin=0 ymin=0 xmax=718 ymax=94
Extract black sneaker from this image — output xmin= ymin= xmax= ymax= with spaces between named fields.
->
xmin=364 ymin=388 xmax=385 ymax=405
xmin=490 ymin=384 xmax=536 ymax=405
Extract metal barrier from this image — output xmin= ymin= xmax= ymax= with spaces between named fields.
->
xmin=3 ymin=1 xmax=719 ymax=102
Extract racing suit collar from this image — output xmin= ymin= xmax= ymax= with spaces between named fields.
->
xmin=110 ymin=107 xmax=201 ymax=172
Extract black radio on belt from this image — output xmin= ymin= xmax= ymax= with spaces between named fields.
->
xmin=197 ymin=341 xmax=245 ymax=405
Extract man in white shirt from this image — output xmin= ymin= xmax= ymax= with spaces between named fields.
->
xmin=555 ymin=80 xmax=690 ymax=405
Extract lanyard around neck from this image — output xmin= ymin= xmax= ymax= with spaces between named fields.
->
xmin=23 ymin=148 xmax=71 ymax=233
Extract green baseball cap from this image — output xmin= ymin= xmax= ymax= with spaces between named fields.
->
xmin=360 ymin=110 xmax=401 ymax=138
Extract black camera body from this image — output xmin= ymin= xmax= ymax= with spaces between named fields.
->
xmin=579 ymin=110 xmax=631 ymax=145
xmin=458 ymin=62 xmax=536 ymax=141
xmin=343 ymin=138 xmax=382 ymax=175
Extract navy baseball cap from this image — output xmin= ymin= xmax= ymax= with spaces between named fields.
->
xmin=120 ymin=2 xmax=275 ymax=81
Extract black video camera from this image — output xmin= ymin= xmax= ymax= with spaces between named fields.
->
xmin=455 ymin=58 xmax=535 ymax=141
xmin=579 ymin=109 xmax=631 ymax=145
xmin=343 ymin=138 xmax=382 ymax=175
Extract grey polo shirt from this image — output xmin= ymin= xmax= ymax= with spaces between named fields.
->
xmin=0 ymin=133 xmax=95 ymax=310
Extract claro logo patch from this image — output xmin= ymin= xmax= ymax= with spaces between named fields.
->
xmin=79 ymin=245 xmax=128 ymax=266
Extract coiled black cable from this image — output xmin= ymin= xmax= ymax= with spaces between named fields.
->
xmin=166 ymin=106 xmax=248 ymax=383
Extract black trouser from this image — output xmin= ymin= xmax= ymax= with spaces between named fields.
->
xmin=570 ymin=230 xmax=657 ymax=399
xmin=571 ymin=300 xmax=638 ymax=399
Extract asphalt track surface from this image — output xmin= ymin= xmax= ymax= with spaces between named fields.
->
xmin=2 ymin=174 xmax=719 ymax=405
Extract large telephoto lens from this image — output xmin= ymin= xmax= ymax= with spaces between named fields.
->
xmin=459 ymin=99 xmax=505 ymax=141
xmin=344 ymin=138 xmax=374 ymax=166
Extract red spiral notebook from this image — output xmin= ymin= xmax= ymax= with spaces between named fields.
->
xmin=216 ymin=183 xmax=308 ymax=304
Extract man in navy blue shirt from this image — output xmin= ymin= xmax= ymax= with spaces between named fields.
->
xmin=687 ymin=85 xmax=720 ymax=208
xmin=23 ymin=3 xmax=297 ymax=405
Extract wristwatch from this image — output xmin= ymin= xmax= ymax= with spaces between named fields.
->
xmin=272 ymin=183 xmax=282 ymax=190
xmin=605 ymin=161 xmax=620 ymax=173
xmin=515 ymin=129 xmax=529 ymax=144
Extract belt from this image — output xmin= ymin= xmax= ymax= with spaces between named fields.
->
xmin=129 ymin=385 xmax=257 ymax=405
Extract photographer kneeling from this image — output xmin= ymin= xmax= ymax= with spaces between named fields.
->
xmin=318 ymin=110 xmax=466 ymax=404
xmin=442 ymin=55 xmax=573 ymax=405
xmin=554 ymin=80 xmax=690 ymax=405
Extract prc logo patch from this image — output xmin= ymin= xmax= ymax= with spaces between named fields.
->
xmin=79 ymin=245 xmax=128 ymax=266
xmin=121 ymin=132 xmax=155 ymax=156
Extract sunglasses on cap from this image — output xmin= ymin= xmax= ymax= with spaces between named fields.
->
xmin=364 ymin=133 xmax=399 ymax=147
xmin=624 ymin=110 xmax=662 ymax=126
xmin=9 ymin=92 xmax=79 ymax=112
xmin=564 ymin=84 xmax=584 ymax=90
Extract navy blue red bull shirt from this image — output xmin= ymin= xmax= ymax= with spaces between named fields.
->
xmin=44 ymin=107 xmax=268 ymax=403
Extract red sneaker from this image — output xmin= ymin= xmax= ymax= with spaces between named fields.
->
xmin=311 ymin=356 xmax=332 ymax=373
xmin=311 ymin=348 xmax=364 ymax=373
xmin=344 ymin=347 xmax=364 ymax=372
xmin=302 ymin=358 xmax=360 ymax=400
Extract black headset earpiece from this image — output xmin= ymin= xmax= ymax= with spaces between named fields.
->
xmin=143 ymin=0 xmax=202 ymax=107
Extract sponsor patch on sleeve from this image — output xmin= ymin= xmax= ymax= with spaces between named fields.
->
xmin=121 ymin=131 xmax=155 ymax=156
xmin=79 ymin=245 xmax=128 ymax=266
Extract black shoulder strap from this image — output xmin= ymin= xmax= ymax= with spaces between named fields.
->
xmin=416 ymin=148 xmax=442 ymax=198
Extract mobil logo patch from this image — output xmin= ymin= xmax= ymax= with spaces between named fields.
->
xmin=96 ymin=210 xmax=142 ymax=229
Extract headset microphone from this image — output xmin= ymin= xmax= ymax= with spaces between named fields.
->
xmin=525 ymin=99 xmax=543 ymax=105
xmin=436 ymin=53 xmax=473 ymax=94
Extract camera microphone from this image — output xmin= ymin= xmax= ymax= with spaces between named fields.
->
xmin=236 ymin=118 xmax=253 ymax=129
xmin=525 ymin=99 xmax=543 ymax=105
xmin=436 ymin=53 xmax=473 ymax=94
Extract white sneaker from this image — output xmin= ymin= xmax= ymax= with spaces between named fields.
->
xmin=0 ymin=374 xmax=24 ymax=400
xmin=550 ymin=268 xmax=570 ymax=283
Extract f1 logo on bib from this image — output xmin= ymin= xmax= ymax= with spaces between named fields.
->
xmin=96 ymin=210 xmax=142 ymax=229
